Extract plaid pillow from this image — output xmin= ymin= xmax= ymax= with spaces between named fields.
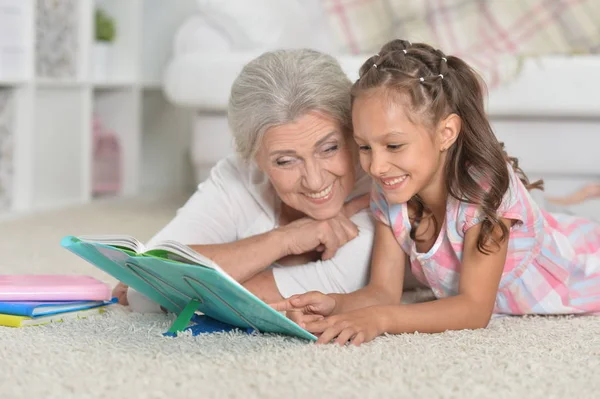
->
xmin=324 ymin=0 xmax=600 ymax=86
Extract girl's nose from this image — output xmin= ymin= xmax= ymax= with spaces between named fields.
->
xmin=369 ymin=151 xmax=389 ymax=177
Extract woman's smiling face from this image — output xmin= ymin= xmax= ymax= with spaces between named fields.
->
xmin=255 ymin=111 xmax=356 ymax=220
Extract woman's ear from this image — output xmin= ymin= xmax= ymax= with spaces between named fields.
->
xmin=438 ymin=113 xmax=461 ymax=152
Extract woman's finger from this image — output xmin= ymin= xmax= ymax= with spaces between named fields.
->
xmin=336 ymin=215 xmax=359 ymax=241
xmin=286 ymin=310 xmax=305 ymax=324
xmin=320 ymin=230 xmax=340 ymax=260
xmin=269 ymin=298 xmax=296 ymax=312
xmin=342 ymin=194 xmax=370 ymax=217
xmin=112 ymin=282 xmax=129 ymax=306
xmin=289 ymin=291 xmax=326 ymax=309
xmin=298 ymin=314 xmax=325 ymax=326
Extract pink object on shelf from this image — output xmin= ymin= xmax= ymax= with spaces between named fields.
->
xmin=92 ymin=114 xmax=122 ymax=196
xmin=0 ymin=275 xmax=112 ymax=301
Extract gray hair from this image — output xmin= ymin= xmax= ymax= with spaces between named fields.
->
xmin=228 ymin=49 xmax=353 ymax=161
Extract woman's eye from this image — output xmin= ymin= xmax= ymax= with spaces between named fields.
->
xmin=387 ymin=144 xmax=403 ymax=150
xmin=275 ymin=158 xmax=294 ymax=166
xmin=324 ymin=144 xmax=339 ymax=153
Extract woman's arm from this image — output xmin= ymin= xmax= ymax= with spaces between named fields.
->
xmin=188 ymin=230 xmax=288 ymax=282
xmin=190 ymin=196 xmax=366 ymax=283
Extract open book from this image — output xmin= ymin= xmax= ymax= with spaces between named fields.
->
xmin=61 ymin=235 xmax=316 ymax=341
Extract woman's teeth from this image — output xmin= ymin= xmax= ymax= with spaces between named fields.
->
xmin=305 ymin=184 xmax=333 ymax=199
xmin=383 ymin=176 xmax=407 ymax=185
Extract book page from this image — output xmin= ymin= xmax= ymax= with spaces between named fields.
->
xmin=78 ymin=235 xmax=146 ymax=253
xmin=148 ymin=241 xmax=244 ymax=288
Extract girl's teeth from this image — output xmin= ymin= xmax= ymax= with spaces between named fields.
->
xmin=305 ymin=184 xmax=333 ymax=199
xmin=384 ymin=176 xmax=406 ymax=185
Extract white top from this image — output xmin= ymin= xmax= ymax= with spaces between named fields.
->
xmin=146 ymin=154 xmax=375 ymax=298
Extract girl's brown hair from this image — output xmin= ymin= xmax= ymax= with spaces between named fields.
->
xmin=352 ymin=39 xmax=542 ymax=254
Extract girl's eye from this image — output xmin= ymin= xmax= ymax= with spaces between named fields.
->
xmin=387 ymin=144 xmax=403 ymax=150
xmin=358 ymin=145 xmax=371 ymax=152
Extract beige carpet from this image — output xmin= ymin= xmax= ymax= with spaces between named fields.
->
xmin=1 ymin=197 xmax=599 ymax=399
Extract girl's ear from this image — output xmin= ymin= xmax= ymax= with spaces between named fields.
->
xmin=438 ymin=113 xmax=461 ymax=152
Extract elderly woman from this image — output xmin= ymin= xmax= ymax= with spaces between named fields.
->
xmin=115 ymin=49 xmax=379 ymax=310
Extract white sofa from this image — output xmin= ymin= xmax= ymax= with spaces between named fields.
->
xmin=162 ymin=7 xmax=600 ymax=220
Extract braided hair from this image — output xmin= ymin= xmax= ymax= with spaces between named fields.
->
xmin=352 ymin=39 xmax=542 ymax=254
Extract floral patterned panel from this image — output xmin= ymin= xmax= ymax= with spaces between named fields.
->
xmin=0 ymin=88 xmax=14 ymax=211
xmin=35 ymin=0 xmax=79 ymax=79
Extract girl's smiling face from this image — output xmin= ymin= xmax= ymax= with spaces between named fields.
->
xmin=352 ymin=90 xmax=449 ymax=205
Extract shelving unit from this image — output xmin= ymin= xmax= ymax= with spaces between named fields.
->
xmin=0 ymin=0 xmax=197 ymax=216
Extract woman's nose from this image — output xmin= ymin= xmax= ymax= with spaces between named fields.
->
xmin=302 ymin=160 xmax=325 ymax=191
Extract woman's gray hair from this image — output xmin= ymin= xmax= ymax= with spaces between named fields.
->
xmin=228 ymin=49 xmax=352 ymax=162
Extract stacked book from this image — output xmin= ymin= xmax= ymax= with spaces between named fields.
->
xmin=0 ymin=275 xmax=116 ymax=327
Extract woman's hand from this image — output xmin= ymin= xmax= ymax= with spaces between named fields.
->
xmin=279 ymin=194 xmax=370 ymax=260
xmin=303 ymin=306 xmax=389 ymax=346
xmin=270 ymin=291 xmax=337 ymax=327
xmin=112 ymin=282 xmax=129 ymax=305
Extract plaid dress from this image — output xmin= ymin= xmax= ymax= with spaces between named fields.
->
xmin=370 ymin=166 xmax=600 ymax=315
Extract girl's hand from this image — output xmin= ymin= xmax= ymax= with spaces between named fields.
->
xmin=270 ymin=291 xmax=337 ymax=327
xmin=279 ymin=194 xmax=370 ymax=260
xmin=304 ymin=306 xmax=388 ymax=346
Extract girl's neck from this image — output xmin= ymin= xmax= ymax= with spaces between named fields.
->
xmin=417 ymin=165 xmax=448 ymax=220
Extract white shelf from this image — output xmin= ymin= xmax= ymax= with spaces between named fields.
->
xmin=34 ymin=78 xmax=88 ymax=88
xmin=91 ymin=80 xmax=138 ymax=89
xmin=0 ymin=79 xmax=26 ymax=86
xmin=0 ymin=0 xmax=195 ymax=216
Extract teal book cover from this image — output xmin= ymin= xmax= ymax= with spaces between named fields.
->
xmin=60 ymin=235 xmax=316 ymax=341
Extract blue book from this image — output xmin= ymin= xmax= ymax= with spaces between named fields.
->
xmin=60 ymin=235 xmax=317 ymax=341
xmin=0 ymin=298 xmax=116 ymax=317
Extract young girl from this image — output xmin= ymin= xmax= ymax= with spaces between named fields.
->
xmin=271 ymin=39 xmax=600 ymax=346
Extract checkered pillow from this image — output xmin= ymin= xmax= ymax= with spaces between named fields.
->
xmin=323 ymin=0 xmax=600 ymax=87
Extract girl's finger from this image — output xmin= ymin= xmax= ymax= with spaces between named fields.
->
xmin=303 ymin=318 xmax=329 ymax=333
xmin=351 ymin=332 xmax=365 ymax=346
xmin=316 ymin=325 xmax=343 ymax=345
xmin=334 ymin=328 xmax=355 ymax=346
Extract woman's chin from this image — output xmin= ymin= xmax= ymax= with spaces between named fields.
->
xmin=302 ymin=199 xmax=344 ymax=220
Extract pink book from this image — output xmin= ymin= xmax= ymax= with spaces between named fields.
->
xmin=0 ymin=275 xmax=112 ymax=301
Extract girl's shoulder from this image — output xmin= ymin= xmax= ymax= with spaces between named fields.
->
xmin=451 ymin=164 xmax=536 ymax=234
xmin=369 ymin=181 xmax=408 ymax=231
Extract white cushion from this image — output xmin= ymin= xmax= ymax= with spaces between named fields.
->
xmin=163 ymin=52 xmax=363 ymax=110
xmin=174 ymin=15 xmax=233 ymax=55
xmin=195 ymin=0 xmax=336 ymax=52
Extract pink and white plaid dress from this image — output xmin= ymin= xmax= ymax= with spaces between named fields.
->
xmin=370 ymin=166 xmax=600 ymax=315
